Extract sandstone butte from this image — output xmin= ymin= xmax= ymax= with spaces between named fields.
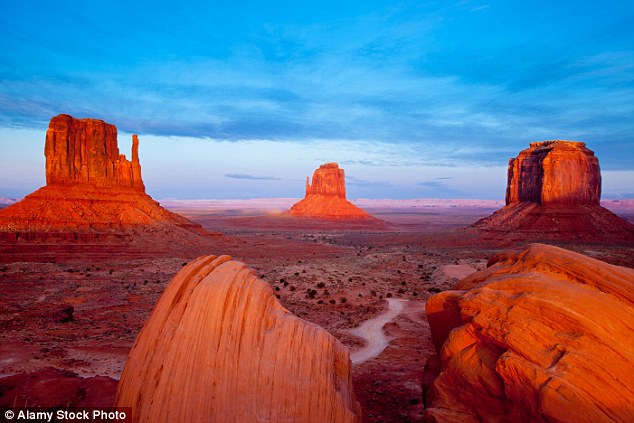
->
xmin=289 ymin=162 xmax=371 ymax=219
xmin=0 ymin=114 xmax=206 ymax=240
xmin=471 ymin=140 xmax=634 ymax=241
xmin=423 ymin=243 xmax=634 ymax=423
xmin=115 ymin=255 xmax=362 ymax=423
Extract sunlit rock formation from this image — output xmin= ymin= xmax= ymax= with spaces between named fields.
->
xmin=289 ymin=163 xmax=371 ymax=219
xmin=45 ymin=114 xmax=144 ymax=190
xmin=115 ymin=255 xmax=361 ymax=423
xmin=472 ymin=140 xmax=634 ymax=241
xmin=423 ymin=244 xmax=634 ymax=422
xmin=0 ymin=114 xmax=207 ymax=241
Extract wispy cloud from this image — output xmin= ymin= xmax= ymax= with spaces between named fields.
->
xmin=0 ymin=0 xmax=633 ymax=175
xmin=347 ymin=175 xmax=392 ymax=188
xmin=225 ymin=173 xmax=281 ymax=180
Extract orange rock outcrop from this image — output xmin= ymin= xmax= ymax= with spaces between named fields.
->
xmin=115 ymin=255 xmax=361 ymax=423
xmin=0 ymin=114 xmax=207 ymax=240
xmin=289 ymin=163 xmax=371 ymax=219
xmin=505 ymin=140 xmax=601 ymax=205
xmin=45 ymin=114 xmax=144 ymax=190
xmin=424 ymin=244 xmax=634 ymax=422
xmin=472 ymin=140 xmax=634 ymax=241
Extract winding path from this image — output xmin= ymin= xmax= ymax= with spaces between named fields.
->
xmin=349 ymin=298 xmax=409 ymax=365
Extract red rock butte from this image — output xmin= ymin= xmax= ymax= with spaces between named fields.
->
xmin=289 ymin=162 xmax=371 ymax=219
xmin=472 ymin=140 xmax=634 ymax=241
xmin=0 ymin=114 xmax=207 ymax=241
xmin=115 ymin=255 xmax=361 ymax=423
xmin=423 ymin=243 xmax=634 ymax=422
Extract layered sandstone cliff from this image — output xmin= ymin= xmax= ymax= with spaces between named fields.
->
xmin=472 ymin=140 xmax=634 ymax=241
xmin=45 ymin=114 xmax=144 ymax=190
xmin=290 ymin=163 xmax=370 ymax=219
xmin=0 ymin=115 xmax=207 ymax=241
xmin=424 ymin=244 xmax=634 ymax=422
xmin=505 ymin=140 xmax=601 ymax=205
xmin=115 ymin=255 xmax=361 ymax=423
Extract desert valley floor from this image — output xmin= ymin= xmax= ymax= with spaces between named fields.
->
xmin=1 ymin=200 xmax=633 ymax=422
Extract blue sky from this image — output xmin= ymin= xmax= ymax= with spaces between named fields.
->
xmin=1 ymin=0 xmax=633 ymax=199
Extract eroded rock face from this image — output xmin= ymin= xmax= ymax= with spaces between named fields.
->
xmin=115 ymin=255 xmax=361 ymax=423
xmin=290 ymin=163 xmax=370 ymax=219
xmin=424 ymin=244 xmax=634 ymax=423
xmin=506 ymin=140 xmax=600 ymax=206
xmin=0 ymin=115 xmax=209 ymax=241
xmin=472 ymin=140 xmax=634 ymax=241
xmin=45 ymin=114 xmax=144 ymax=191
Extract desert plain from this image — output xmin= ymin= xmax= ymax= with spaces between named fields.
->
xmin=1 ymin=197 xmax=632 ymax=422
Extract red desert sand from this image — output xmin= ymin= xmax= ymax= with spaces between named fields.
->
xmin=1 ymin=130 xmax=634 ymax=422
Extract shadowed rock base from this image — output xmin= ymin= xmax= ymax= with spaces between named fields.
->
xmin=115 ymin=255 xmax=361 ymax=423
xmin=471 ymin=202 xmax=634 ymax=241
xmin=424 ymin=244 xmax=634 ymax=423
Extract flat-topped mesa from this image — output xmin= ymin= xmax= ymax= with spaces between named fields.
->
xmin=0 ymin=114 xmax=213 ymax=242
xmin=505 ymin=140 xmax=600 ymax=206
xmin=306 ymin=162 xmax=347 ymax=198
xmin=45 ymin=114 xmax=145 ymax=191
xmin=290 ymin=163 xmax=371 ymax=219
xmin=470 ymin=139 xmax=634 ymax=241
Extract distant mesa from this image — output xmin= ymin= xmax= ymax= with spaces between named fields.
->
xmin=472 ymin=140 xmax=634 ymax=241
xmin=0 ymin=114 xmax=209 ymax=242
xmin=115 ymin=255 xmax=361 ymax=423
xmin=289 ymin=162 xmax=371 ymax=219
xmin=423 ymin=243 xmax=634 ymax=422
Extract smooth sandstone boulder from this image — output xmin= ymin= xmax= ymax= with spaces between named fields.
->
xmin=424 ymin=244 xmax=634 ymax=422
xmin=115 ymin=255 xmax=361 ymax=423
xmin=289 ymin=163 xmax=370 ymax=219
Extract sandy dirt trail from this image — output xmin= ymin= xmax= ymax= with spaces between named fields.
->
xmin=349 ymin=298 xmax=410 ymax=365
